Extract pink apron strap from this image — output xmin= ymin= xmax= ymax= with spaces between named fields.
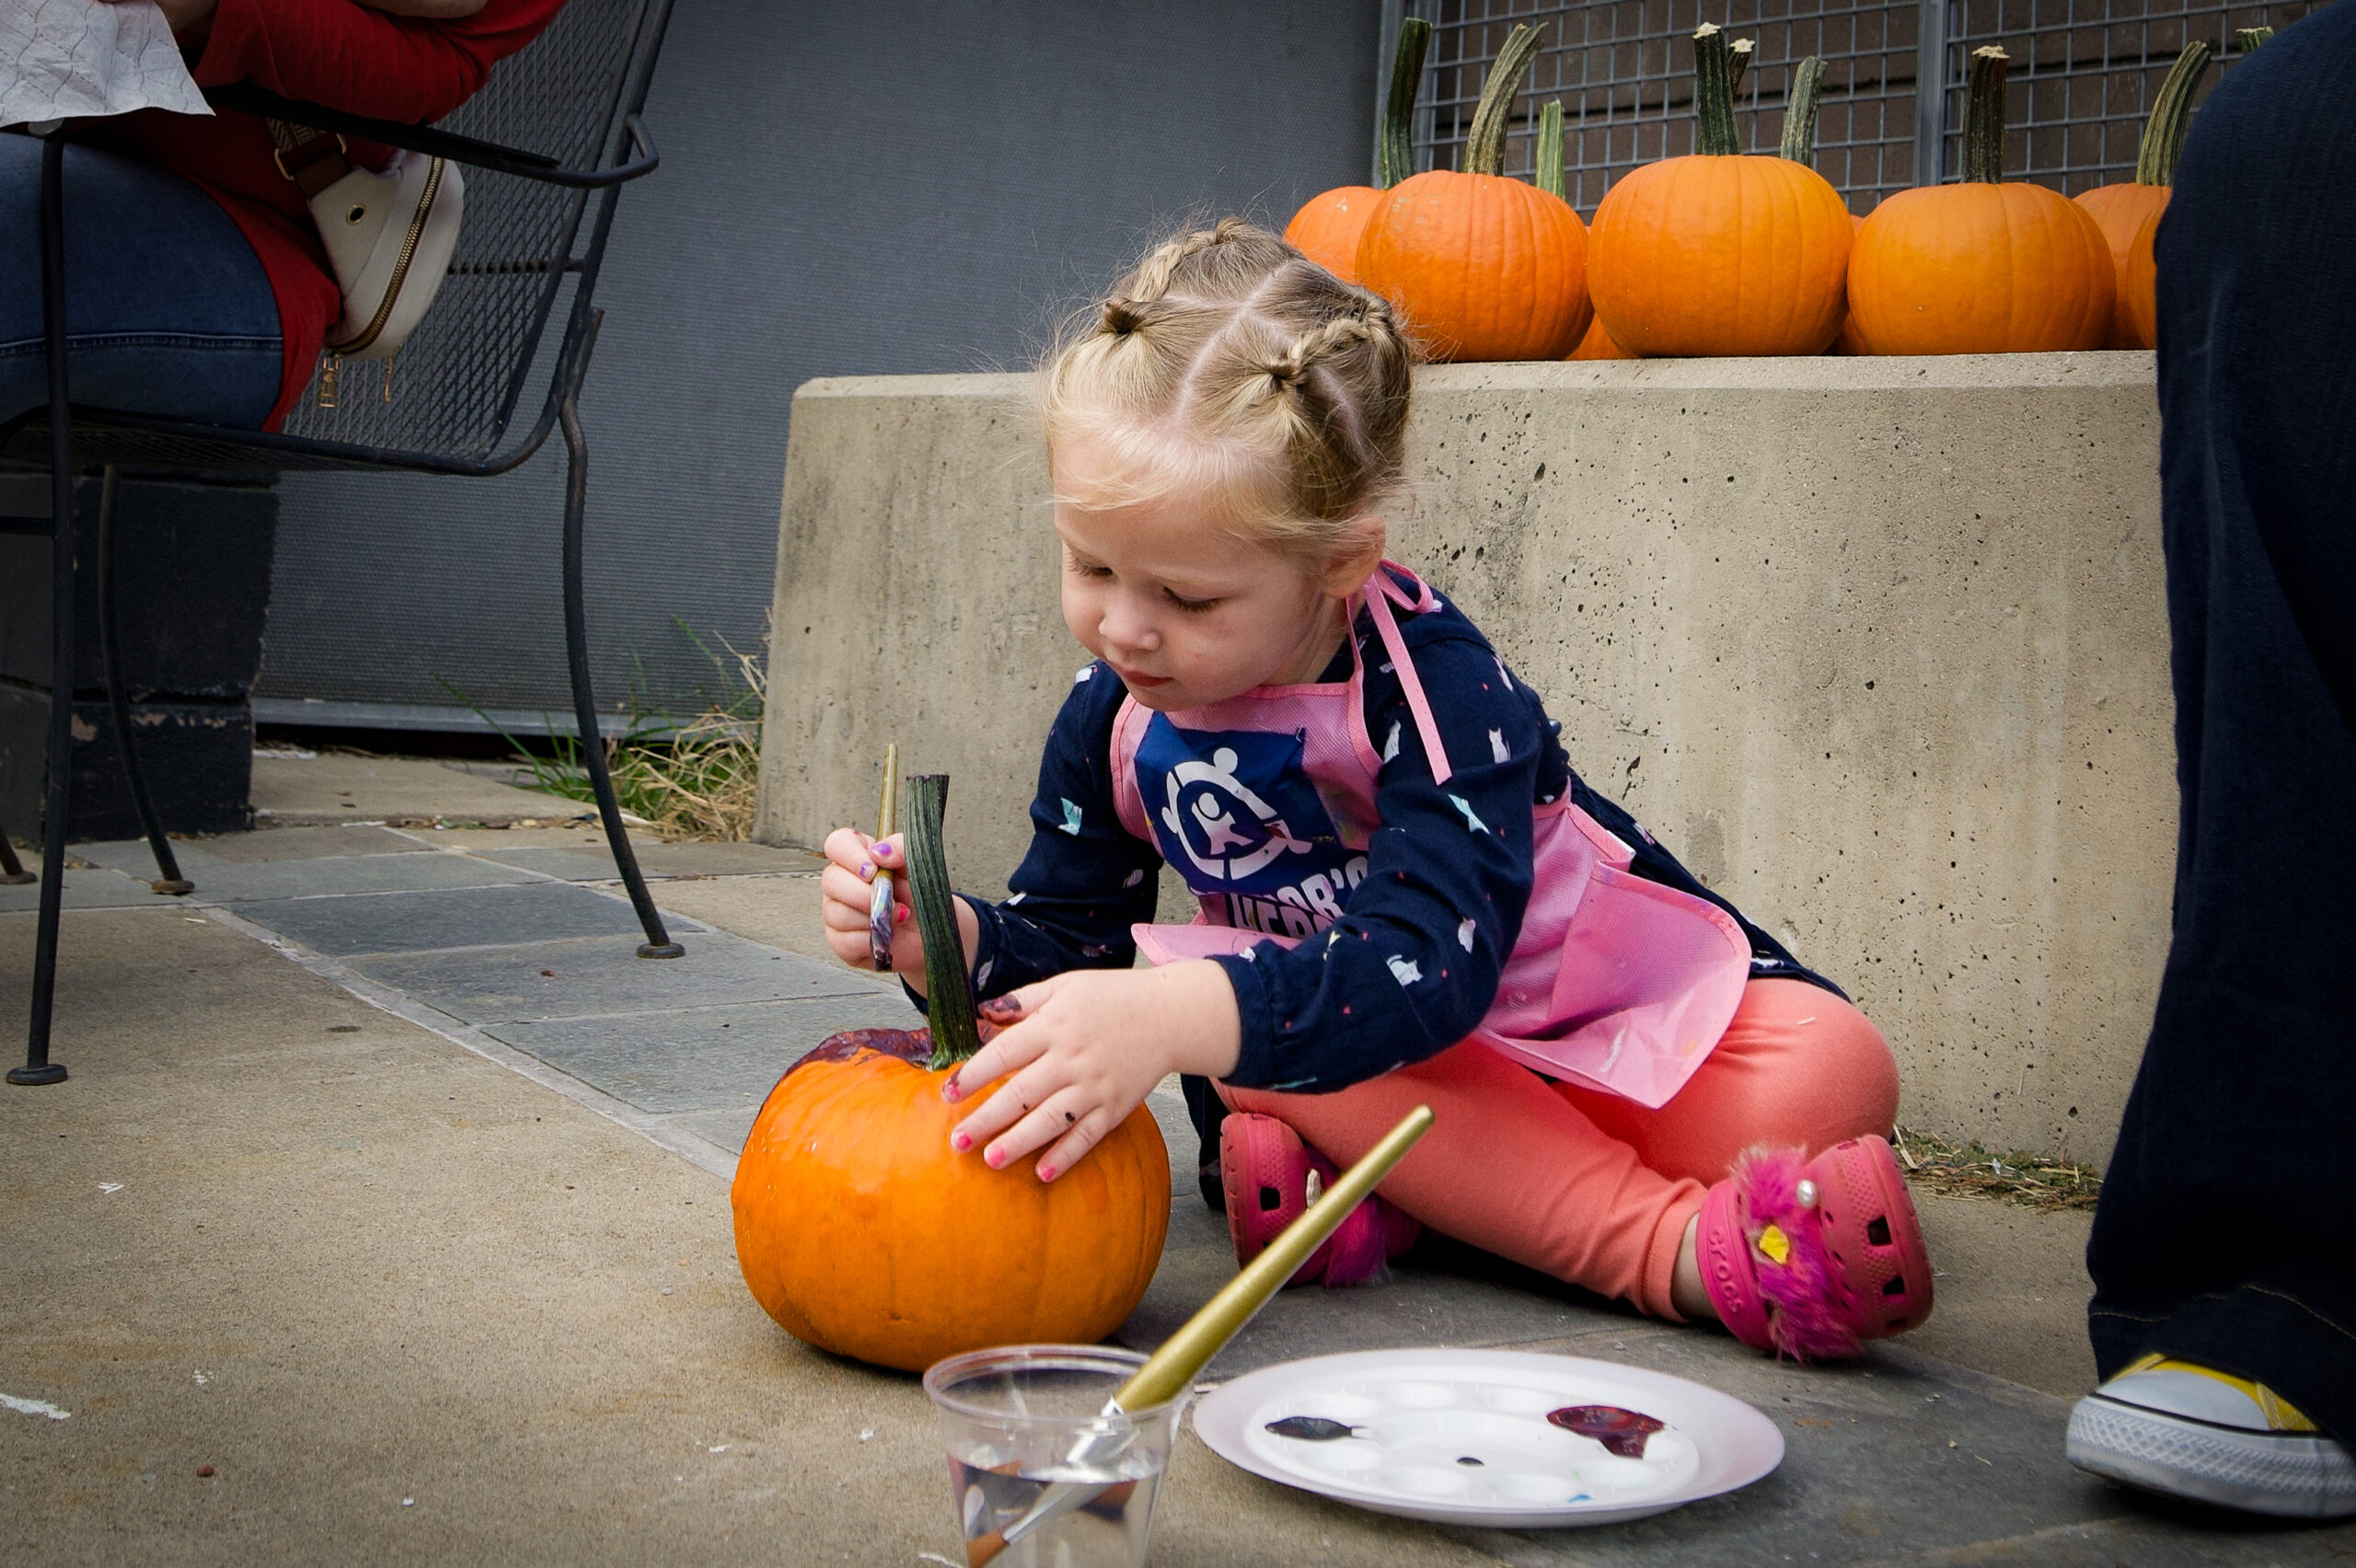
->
xmin=1360 ymin=563 xmax=1452 ymax=786
xmin=1108 ymin=695 xmax=1155 ymax=842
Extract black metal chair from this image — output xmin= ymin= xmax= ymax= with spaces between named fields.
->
xmin=3 ymin=0 xmax=685 ymax=1087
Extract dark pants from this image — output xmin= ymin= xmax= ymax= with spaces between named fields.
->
xmin=2085 ymin=1 xmax=2356 ymax=1445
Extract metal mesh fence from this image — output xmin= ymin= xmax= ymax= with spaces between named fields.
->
xmin=1404 ymin=0 xmax=2327 ymax=213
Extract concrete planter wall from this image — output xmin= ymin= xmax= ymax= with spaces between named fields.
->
xmin=756 ymin=354 xmax=2169 ymax=1163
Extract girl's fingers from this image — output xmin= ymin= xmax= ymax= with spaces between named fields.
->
xmin=943 ymin=1022 xmax=1050 ymax=1126
xmin=978 ymin=1083 xmax=1097 ymax=1174
xmin=1031 ymin=1109 xmax=1115 ymax=1183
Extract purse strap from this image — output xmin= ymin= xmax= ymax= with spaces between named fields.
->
xmin=266 ymin=119 xmax=354 ymax=199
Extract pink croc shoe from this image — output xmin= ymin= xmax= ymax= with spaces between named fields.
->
xmin=1219 ymin=1113 xmax=1420 ymax=1288
xmin=1696 ymin=1134 xmax=1934 ymax=1361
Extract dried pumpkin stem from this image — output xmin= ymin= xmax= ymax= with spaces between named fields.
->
xmin=2235 ymin=26 xmax=2272 ymax=53
xmin=1378 ymin=17 xmax=1433 ymax=189
xmin=1465 ymin=21 xmax=1545 ymax=178
xmin=2134 ymin=41 xmax=2211 ymax=185
xmin=1961 ymin=45 xmax=2009 ymax=184
xmin=1692 ymin=24 xmax=1746 ymax=158
xmin=1534 ymin=98 xmax=1566 ymax=198
xmin=1779 ymin=56 xmax=1827 ymax=167
xmin=904 ymin=773 xmax=981 ymax=1067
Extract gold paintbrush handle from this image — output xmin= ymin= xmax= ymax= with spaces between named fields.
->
xmin=1114 ymin=1104 xmax=1434 ymax=1412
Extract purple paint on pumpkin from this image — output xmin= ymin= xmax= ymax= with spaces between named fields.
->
xmin=1546 ymin=1405 xmax=1666 ymax=1459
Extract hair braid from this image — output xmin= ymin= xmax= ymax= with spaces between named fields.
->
xmin=1043 ymin=217 xmax=1418 ymax=564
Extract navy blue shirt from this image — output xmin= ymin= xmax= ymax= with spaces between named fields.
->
xmin=957 ymin=582 xmax=1838 ymax=1093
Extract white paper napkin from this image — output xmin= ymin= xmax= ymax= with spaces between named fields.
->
xmin=2 ymin=0 xmax=213 ymax=128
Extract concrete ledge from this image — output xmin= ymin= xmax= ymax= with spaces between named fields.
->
xmin=756 ymin=352 xmax=2169 ymax=1161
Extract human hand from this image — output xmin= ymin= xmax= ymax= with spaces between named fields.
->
xmin=101 ymin=0 xmax=217 ymax=35
xmin=820 ymin=826 xmax=913 ymax=974
xmin=941 ymin=961 xmax=1242 ymax=1182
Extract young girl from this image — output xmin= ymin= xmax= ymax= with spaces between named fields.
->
xmin=820 ymin=219 xmax=1932 ymax=1361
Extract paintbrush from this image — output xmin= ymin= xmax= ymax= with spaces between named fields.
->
xmin=964 ymin=1103 xmax=1436 ymax=1567
xmin=868 ymin=743 xmax=898 ymax=970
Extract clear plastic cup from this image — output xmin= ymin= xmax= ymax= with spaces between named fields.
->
xmin=922 ymin=1344 xmax=1188 ymax=1568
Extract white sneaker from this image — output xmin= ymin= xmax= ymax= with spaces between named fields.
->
xmin=2067 ymin=1355 xmax=2356 ymax=1517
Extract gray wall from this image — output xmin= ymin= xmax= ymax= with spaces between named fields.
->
xmin=256 ymin=0 xmax=1382 ymax=729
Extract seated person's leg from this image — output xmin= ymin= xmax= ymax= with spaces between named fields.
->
xmin=1222 ymin=1043 xmax=1708 ymax=1318
xmin=1558 ymin=978 xmax=1900 ymax=1185
xmin=0 ymin=136 xmax=280 ymax=428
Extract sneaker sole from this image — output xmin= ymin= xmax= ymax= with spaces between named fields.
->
xmin=2066 ymin=1393 xmax=2356 ymax=1518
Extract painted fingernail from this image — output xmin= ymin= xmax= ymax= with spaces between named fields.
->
xmin=952 ymin=1132 xmax=971 ymax=1151
xmin=985 ymin=1147 xmax=1005 ymax=1169
xmin=1037 ymin=1166 xmax=1057 ymax=1183
xmin=895 ymin=903 xmax=911 ymax=923
xmin=941 ymin=1078 xmax=962 ymax=1103
xmin=858 ymin=861 xmax=872 ymax=879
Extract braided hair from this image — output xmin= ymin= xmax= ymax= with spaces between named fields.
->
xmin=1041 ymin=217 xmax=1416 ymax=559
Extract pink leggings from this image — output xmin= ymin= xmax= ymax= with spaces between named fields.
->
xmin=1218 ymin=978 xmax=1900 ymax=1320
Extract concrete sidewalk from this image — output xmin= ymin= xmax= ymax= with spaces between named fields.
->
xmin=4 ymin=791 xmax=2348 ymax=1564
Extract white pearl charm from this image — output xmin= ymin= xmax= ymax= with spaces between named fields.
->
xmin=1796 ymin=1178 xmax=1819 ymax=1208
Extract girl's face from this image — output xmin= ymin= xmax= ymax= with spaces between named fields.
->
xmin=1051 ymin=437 xmax=1381 ymax=711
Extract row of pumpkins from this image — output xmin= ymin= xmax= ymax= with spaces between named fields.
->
xmin=1288 ymin=17 xmax=2245 ymax=363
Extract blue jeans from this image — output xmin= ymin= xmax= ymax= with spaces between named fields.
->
xmin=0 ymin=133 xmax=282 ymax=429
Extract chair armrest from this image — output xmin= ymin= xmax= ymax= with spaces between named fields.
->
xmin=202 ymin=85 xmax=660 ymax=188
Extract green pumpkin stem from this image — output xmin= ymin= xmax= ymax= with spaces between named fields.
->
xmin=904 ymin=774 xmax=981 ymax=1068
xmin=2133 ymin=41 xmax=2212 ymax=185
xmin=1465 ymin=21 xmax=1545 ymax=178
xmin=1692 ymin=25 xmax=1753 ymax=158
xmin=1378 ymin=17 xmax=1433 ymax=189
xmin=2235 ymin=26 xmax=2272 ymax=53
xmin=1961 ymin=46 xmax=2009 ymax=184
xmin=1779 ymin=56 xmax=1828 ymax=167
xmin=1535 ymin=99 xmax=1566 ymax=198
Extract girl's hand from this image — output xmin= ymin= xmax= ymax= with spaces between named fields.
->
xmin=943 ymin=962 xmax=1242 ymax=1182
xmin=819 ymin=827 xmax=915 ymax=974
xmin=817 ymin=827 xmax=980 ymax=984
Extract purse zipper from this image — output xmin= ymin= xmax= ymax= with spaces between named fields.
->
xmin=328 ymin=156 xmax=446 ymax=357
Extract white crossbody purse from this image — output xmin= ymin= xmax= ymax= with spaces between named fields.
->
xmin=269 ymin=120 xmax=466 ymax=403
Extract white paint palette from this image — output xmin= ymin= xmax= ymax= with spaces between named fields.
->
xmin=1192 ymin=1349 xmax=1784 ymax=1528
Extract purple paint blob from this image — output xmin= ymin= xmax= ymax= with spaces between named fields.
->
xmin=1547 ymin=1404 xmax=1666 ymax=1459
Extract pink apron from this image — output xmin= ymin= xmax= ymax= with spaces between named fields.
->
xmin=1109 ymin=563 xmax=1752 ymax=1107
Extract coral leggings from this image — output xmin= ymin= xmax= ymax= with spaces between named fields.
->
xmin=1218 ymin=978 xmax=1900 ymax=1320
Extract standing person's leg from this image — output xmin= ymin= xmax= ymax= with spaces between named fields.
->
xmin=0 ymin=136 xmax=281 ymax=427
xmin=2073 ymin=1 xmax=2356 ymax=1516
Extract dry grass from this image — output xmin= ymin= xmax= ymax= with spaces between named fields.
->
xmin=457 ymin=623 xmax=768 ymax=843
xmin=1892 ymin=1125 xmax=2103 ymax=1212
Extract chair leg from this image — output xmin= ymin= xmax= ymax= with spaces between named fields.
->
xmin=559 ymin=391 xmax=681 ymax=960
xmin=0 ymin=822 xmax=32 ymax=885
xmin=15 ymin=132 xmax=74 ymax=1086
xmin=97 ymin=466 xmax=192 ymax=895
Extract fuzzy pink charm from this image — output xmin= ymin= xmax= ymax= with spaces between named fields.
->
xmin=1697 ymin=1135 xmax=1933 ymax=1361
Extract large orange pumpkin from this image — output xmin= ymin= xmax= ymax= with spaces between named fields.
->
xmin=1847 ymin=47 xmax=2113 ymax=355
xmin=1357 ymin=22 xmax=1591 ymax=362
xmin=1285 ymin=19 xmax=1430 ymax=285
xmin=2073 ymin=41 xmax=2210 ymax=348
xmin=732 ymin=1026 xmax=1170 ymax=1373
xmin=729 ymin=774 xmax=1171 ymax=1374
xmin=1588 ymin=34 xmax=1851 ymax=357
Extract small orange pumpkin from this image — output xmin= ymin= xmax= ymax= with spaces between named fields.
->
xmin=1847 ymin=47 xmax=2114 ymax=355
xmin=729 ymin=775 xmax=1171 ymax=1374
xmin=1285 ymin=188 xmax=1382 ymax=283
xmin=1283 ymin=19 xmax=1431 ymax=283
xmin=1569 ymin=313 xmax=1637 ymax=360
xmin=2122 ymin=203 xmax=2161 ymax=350
xmin=732 ymin=1026 xmax=1170 ymax=1374
xmin=1829 ymin=213 xmax=1871 ymax=353
xmin=2073 ymin=41 xmax=2210 ymax=348
xmin=1357 ymin=22 xmax=1592 ymax=362
xmin=1588 ymin=35 xmax=1852 ymax=357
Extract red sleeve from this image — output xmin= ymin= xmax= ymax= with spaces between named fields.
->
xmin=189 ymin=0 xmax=569 ymax=124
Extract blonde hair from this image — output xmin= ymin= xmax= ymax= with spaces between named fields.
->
xmin=1039 ymin=217 xmax=1416 ymax=562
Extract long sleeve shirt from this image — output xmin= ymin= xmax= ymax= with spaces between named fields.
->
xmin=955 ymin=584 xmax=1839 ymax=1094
xmin=79 ymin=0 xmax=568 ymax=428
